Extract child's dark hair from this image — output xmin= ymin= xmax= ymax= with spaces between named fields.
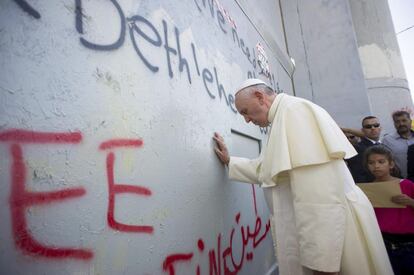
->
xmin=363 ymin=145 xmax=401 ymax=178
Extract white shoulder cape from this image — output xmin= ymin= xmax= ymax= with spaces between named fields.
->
xmin=258 ymin=93 xmax=357 ymax=187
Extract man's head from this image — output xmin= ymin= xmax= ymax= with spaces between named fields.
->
xmin=361 ymin=116 xmax=381 ymax=141
xmin=234 ymin=79 xmax=276 ymax=127
xmin=392 ymin=110 xmax=412 ymax=135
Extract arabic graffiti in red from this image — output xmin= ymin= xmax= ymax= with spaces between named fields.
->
xmin=162 ymin=208 xmax=271 ymax=274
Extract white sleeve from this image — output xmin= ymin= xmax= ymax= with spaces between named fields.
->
xmin=228 ymin=156 xmax=261 ymax=185
xmin=289 ymin=160 xmax=346 ymax=272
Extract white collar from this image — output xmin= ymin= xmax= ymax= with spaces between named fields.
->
xmin=366 ymin=137 xmax=380 ymax=144
xmin=267 ymin=93 xmax=284 ymax=123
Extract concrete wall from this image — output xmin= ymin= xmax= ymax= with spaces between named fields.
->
xmin=280 ymin=0 xmax=370 ymax=128
xmin=0 ymin=1 xmax=291 ymax=274
xmin=4 ymin=0 xmax=408 ymax=274
xmin=349 ymin=0 xmax=413 ymax=134
xmin=280 ymin=0 xmax=412 ymax=132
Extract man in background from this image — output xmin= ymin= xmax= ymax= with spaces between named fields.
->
xmin=346 ymin=116 xmax=382 ymax=183
xmin=383 ymin=111 xmax=414 ymax=178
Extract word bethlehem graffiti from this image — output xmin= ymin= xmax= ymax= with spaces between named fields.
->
xmin=12 ymin=0 xmax=279 ymax=117
xmin=0 ymin=129 xmax=271 ymax=274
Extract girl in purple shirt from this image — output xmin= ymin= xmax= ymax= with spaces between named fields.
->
xmin=364 ymin=145 xmax=414 ymax=275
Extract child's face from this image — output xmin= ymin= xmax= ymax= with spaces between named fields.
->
xmin=367 ymin=153 xmax=394 ymax=179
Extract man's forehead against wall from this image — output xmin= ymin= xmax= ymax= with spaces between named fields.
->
xmin=234 ymin=78 xmax=276 ymax=127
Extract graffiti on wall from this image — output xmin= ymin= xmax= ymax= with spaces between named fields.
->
xmin=163 ymin=212 xmax=271 ymax=275
xmin=0 ymin=129 xmax=271 ymax=273
xmin=6 ymin=0 xmax=275 ymax=272
xmin=12 ymin=0 xmax=41 ymax=19
xmin=12 ymin=0 xmax=280 ymax=114
xmin=0 ymin=129 xmax=153 ymax=260
xmin=11 ymin=0 xmax=277 ymax=135
xmin=4 ymin=130 xmax=93 ymax=260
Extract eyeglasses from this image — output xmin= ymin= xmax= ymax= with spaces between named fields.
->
xmin=363 ymin=123 xmax=380 ymax=129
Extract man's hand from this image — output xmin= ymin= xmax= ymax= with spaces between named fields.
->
xmin=391 ymin=194 xmax=414 ymax=207
xmin=340 ymin=127 xmax=364 ymax=138
xmin=213 ymin=132 xmax=230 ymax=165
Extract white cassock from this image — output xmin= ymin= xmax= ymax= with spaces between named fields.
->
xmin=229 ymin=93 xmax=393 ymax=275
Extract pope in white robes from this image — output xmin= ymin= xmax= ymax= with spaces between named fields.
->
xmin=213 ymin=79 xmax=393 ymax=275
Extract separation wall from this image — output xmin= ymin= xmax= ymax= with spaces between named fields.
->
xmin=0 ymin=1 xmax=293 ymax=274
